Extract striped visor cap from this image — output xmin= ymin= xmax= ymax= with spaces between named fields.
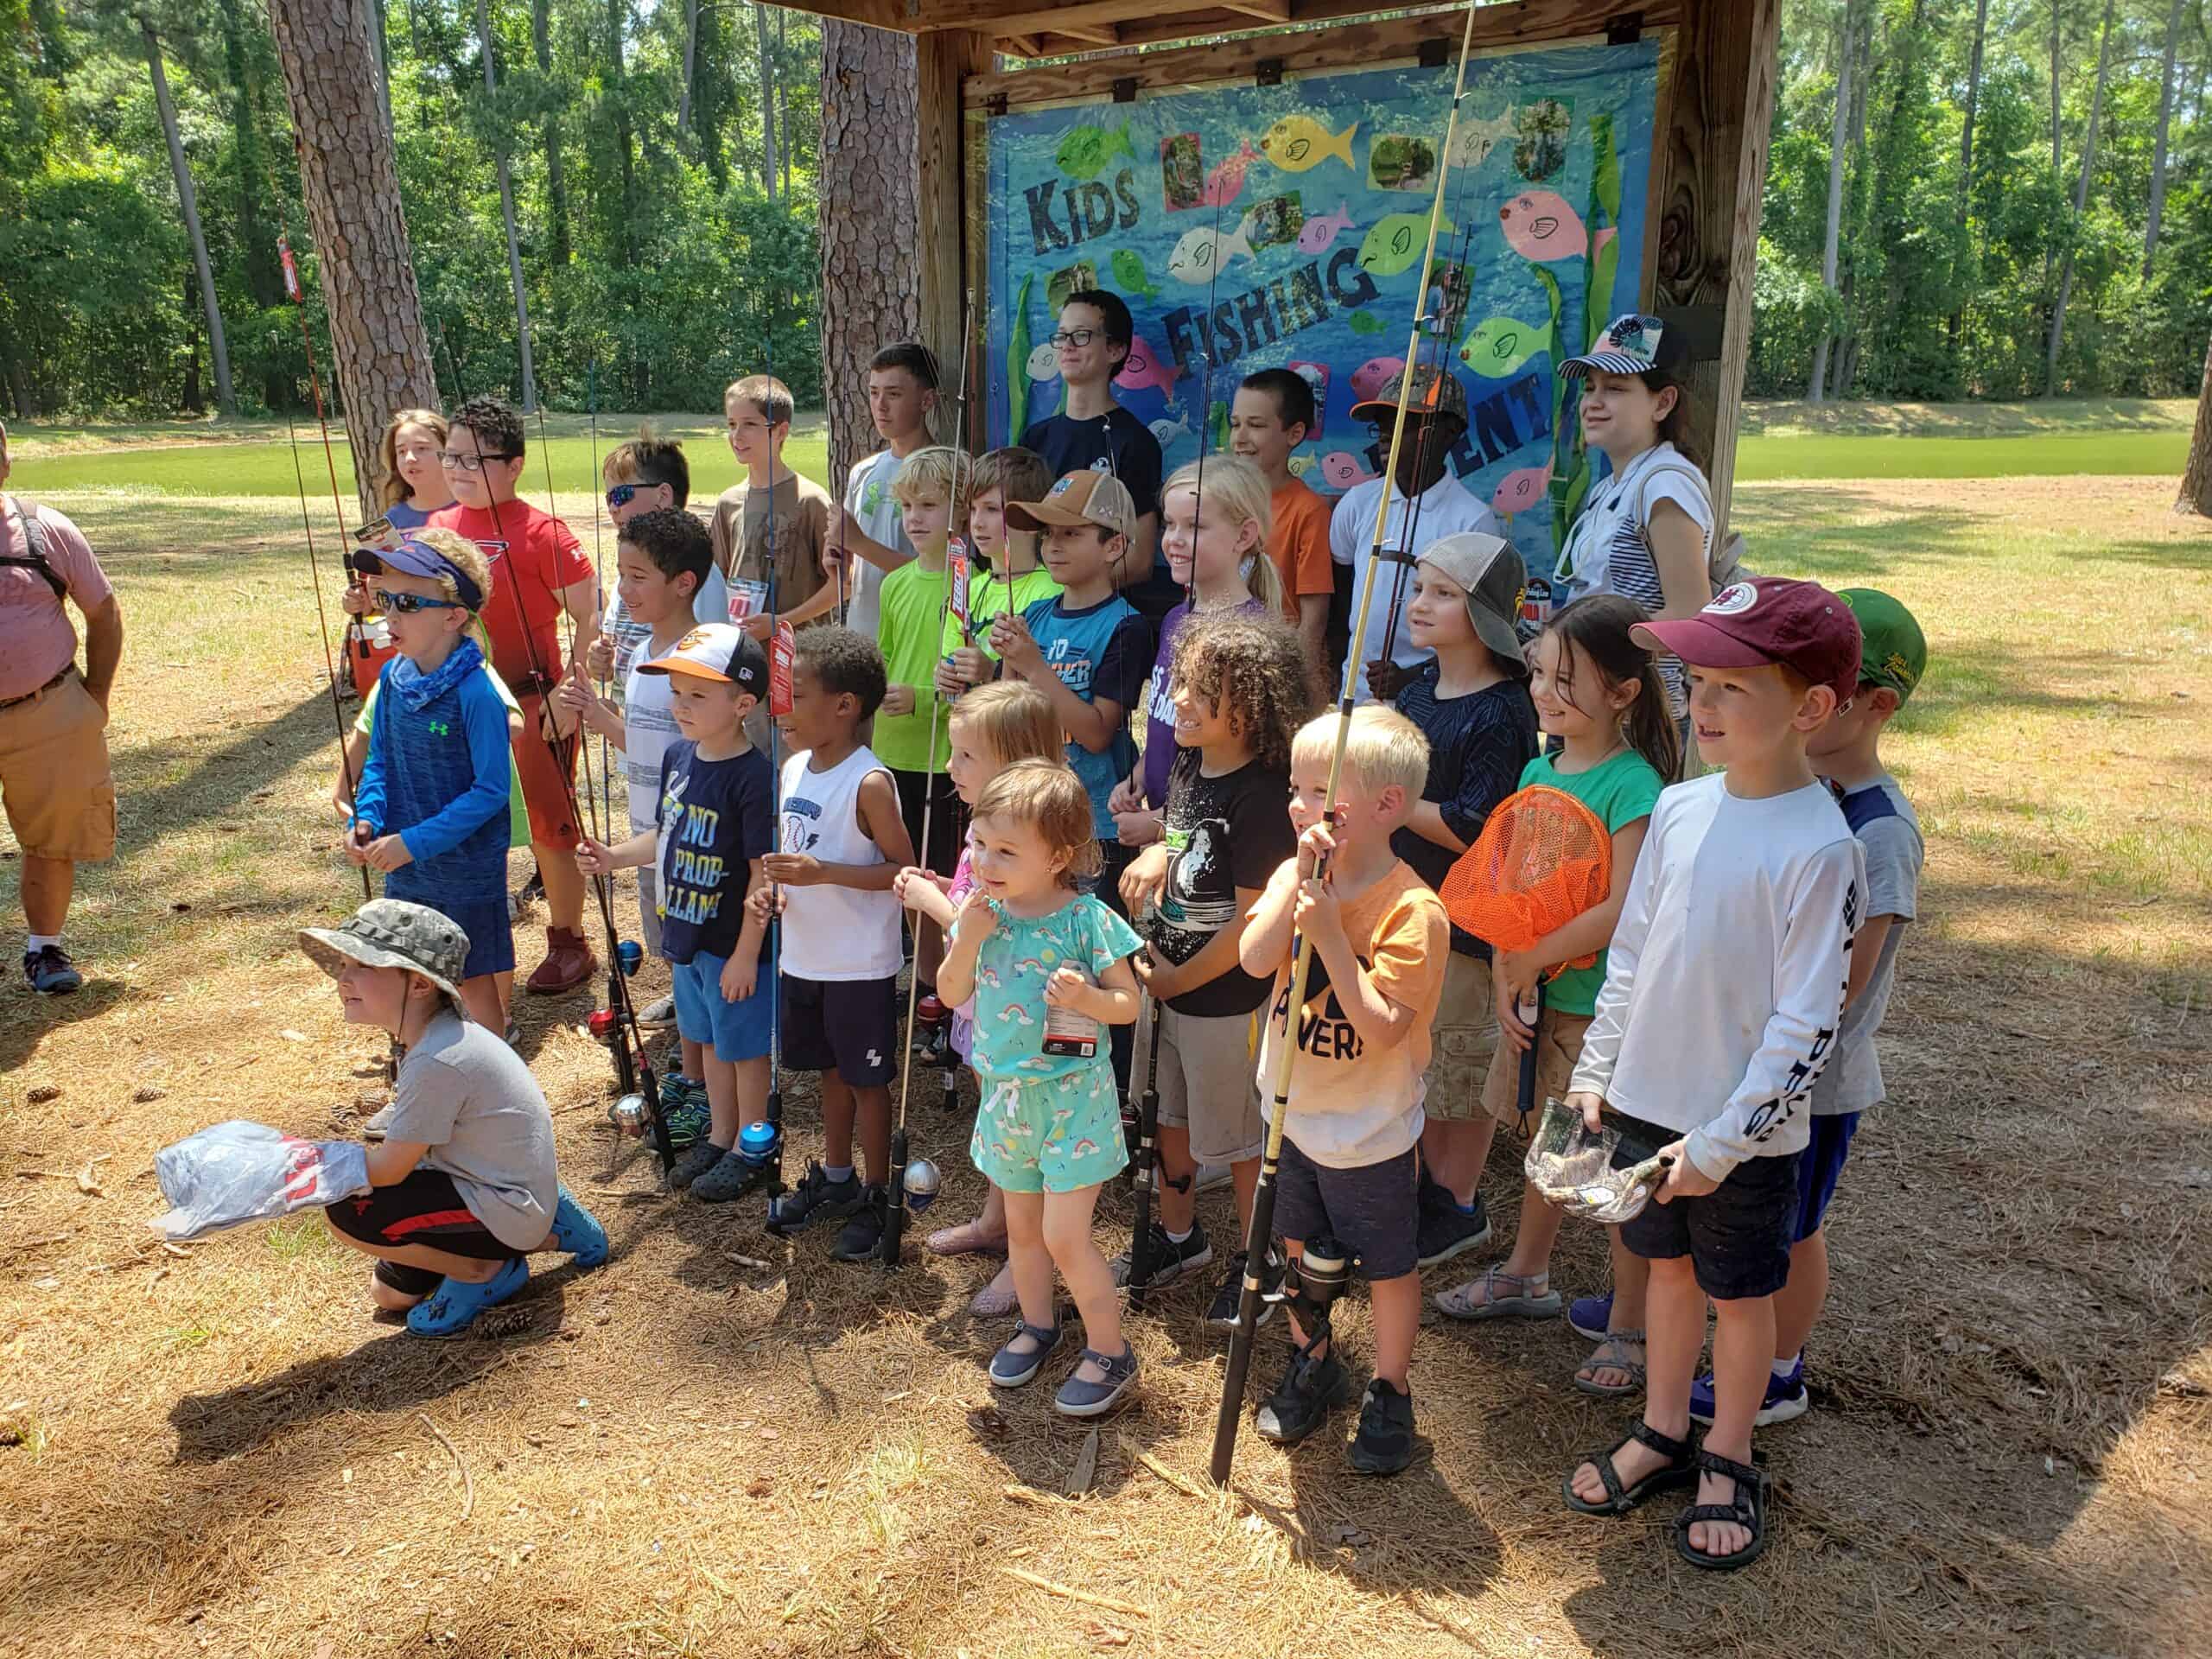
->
xmin=1560 ymin=314 xmax=1679 ymax=379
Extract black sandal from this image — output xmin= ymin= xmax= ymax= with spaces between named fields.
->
xmin=1562 ymin=1420 xmax=1697 ymax=1516
xmin=1672 ymin=1447 xmax=1771 ymax=1571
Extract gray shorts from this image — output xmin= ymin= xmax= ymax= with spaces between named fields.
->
xmin=1146 ymin=1001 xmax=1264 ymax=1166
xmin=1274 ymin=1135 xmax=1420 ymax=1282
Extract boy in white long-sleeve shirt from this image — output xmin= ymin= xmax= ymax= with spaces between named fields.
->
xmin=1560 ymin=577 xmax=1866 ymax=1573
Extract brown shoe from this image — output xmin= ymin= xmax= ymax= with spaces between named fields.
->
xmin=525 ymin=926 xmax=596 ymax=995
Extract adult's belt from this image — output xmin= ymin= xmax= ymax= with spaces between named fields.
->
xmin=0 ymin=664 xmax=71 ymax=710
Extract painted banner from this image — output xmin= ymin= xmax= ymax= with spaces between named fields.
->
xmin=984 ymin=38 xmax=1663 ymax=568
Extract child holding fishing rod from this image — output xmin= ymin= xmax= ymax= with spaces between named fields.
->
xmin=1386 ymin=533 xmax=1539 ymax=1269
xmin=342 ymin=531 xmax=514 ymax=1035
xmin=574 ymin=625 xmax=776 ymax=1203
xmin=1236 ymin=706 xmax=1449 ymax=1474
xmin=1429 ymin=594 xmax=1675 ymax=1407
xmin=898 ymin=682 xmax=1068 ymax=1317
xmin=1111 ymin=477 xmax=1309 ymax=1320
xmin=937 ymin=447 xmax=1062 ymax=699
xmin=935 ymin=760 xmax=1146 ymax=1416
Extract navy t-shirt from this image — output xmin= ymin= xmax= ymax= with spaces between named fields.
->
xmin=1391 ymin=665 xmax=1540 ymax=958
xmin=653 ymin=741 xmax=775 ymax=964
xmin=1020 ymin=409 xmax=1163 ymax=524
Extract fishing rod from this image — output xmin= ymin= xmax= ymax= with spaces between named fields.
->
xmin=882 ymin=299 xmax=975 ymax=1269
xmin=1210 ymin=0 xmax=1484 ymax=1489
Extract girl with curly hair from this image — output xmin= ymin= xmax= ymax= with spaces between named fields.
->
xmin=1116 ymin=608 xmax=1314 ymax=1320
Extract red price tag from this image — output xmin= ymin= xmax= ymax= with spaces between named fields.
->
xmin=770 ymin=620 xmax=796 ymax=716
xmin=948 ymin=543 xmax=971 ymax=639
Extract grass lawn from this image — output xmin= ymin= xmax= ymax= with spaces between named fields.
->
xmin=0 ymin=467 xmax=2208 ymax=1657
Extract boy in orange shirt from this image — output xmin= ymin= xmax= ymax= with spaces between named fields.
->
xmin=1230 ymin=369 xmax=1332 ymax=672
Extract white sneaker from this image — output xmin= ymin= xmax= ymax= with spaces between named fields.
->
xmin=636 ymin=995 xmax=677 ymax=1030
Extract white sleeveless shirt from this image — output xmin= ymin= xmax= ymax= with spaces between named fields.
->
xmin=778 ymin=746 xmax=902 ymax=982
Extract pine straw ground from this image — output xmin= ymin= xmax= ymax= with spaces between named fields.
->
xmin=2 ymin=476 xmax=2208 ymax=1659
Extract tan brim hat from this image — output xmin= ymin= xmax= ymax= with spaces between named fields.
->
xmin=1005 ymin=469 xmax=1135 ymax=536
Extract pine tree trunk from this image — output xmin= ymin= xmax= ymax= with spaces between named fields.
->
xmin=606 ymin=0 xmax=638 ymax=264
xmin=2144 ymin=0 xmax=2185 ymax=274
xmin=2045 ymin=0 xmax=2115 ymax=397
xmin=819 ymin=19 xmax=921 ymax=486
xmin=1808 ymin=0 xmax=1853 ymax=404
xmin=2180 ymin=334 xmax=2212 ymax=516
xmin=143 ymin=22 xmax=235 ymax=417
xmin=266 ymin=0 xmax=441 ymax=517
xmin=476 ymin=0 xmax=538 ymax=411
xmin=535 ymin=0 xmax=572 ymax=264
xmin=372 ymin=0 xmax=395 ymax=134
xmin=779 ymin=9 xmax=791 ymax=198
xmin=680 ymin=0 xmax=699 ymax=147
xmin=757 ymin=3 xmax=780 ymax=200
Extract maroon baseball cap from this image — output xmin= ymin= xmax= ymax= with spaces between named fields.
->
xmin=1631 ymin=577 xmax=1863 ymax=704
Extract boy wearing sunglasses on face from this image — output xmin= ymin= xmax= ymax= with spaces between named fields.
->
xmin=343 ymin=530 xmax=517 ymax=1036
xmin=589 ymin=432 xmax=714 ymax=696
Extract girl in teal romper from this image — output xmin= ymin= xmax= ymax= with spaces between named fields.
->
xmin=938 ymin=760 xmax=1144 ymax=1417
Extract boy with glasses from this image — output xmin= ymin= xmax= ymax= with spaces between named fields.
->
xmin=429 ymin=395 xmax=603 ymax=996
xmin=1018 ymin=290 xmax=1167 ymax=617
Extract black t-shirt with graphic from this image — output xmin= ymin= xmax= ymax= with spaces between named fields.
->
xmin=653 ymin=741 xmax=775 ymax=965
xmin=1147 ymin=747 xmax=1297 ymax=1018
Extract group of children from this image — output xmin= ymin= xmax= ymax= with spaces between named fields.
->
xmin=333 ymin=294 xmax=1930 ymax=1569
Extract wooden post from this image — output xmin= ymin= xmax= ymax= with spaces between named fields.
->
xmin=918 ymin=29 xmax=985 ymax=435
xmin=1651 ymin=0 xmax=1781 ymax=543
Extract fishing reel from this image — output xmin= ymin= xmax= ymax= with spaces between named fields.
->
xmin=607 ymin=1091 xmax=650 ymax=1137
xmin=902 ymin=1157 xmax=942 ymax=1214
xmin=1265 ymin=1234 xmax=1351 ymax=1348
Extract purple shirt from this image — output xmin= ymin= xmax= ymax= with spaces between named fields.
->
xmin=1140 ymin=596 xmax=1264 ymax=806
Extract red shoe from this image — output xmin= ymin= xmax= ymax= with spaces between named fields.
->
xmin=525 ymin=926 xmax=597 ymax=995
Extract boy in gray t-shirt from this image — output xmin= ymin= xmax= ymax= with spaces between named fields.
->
xmin=1689 ymin=588 xmax=1928 ymax=1428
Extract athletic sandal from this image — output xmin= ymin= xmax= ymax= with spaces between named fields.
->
xmin=1053 ymin=1344 xmax=1140 ymax=1417
xmin=550 ymin=1185 xmax=609 ymax=1269
xmin=968 ymin=1262 xmax=1019 ymax=1318
xmin=926 ymin=1218 xmax=1007 ymax=1258
xmin=1672 ymin=1448 xmax=1772 ymax=1572
xmin=1573 ymin=1330 xmax=1648 ymax=1398
xmin=1561 ymin=1419 xmax=1697 ymax=1516
xmin=406 ymin=1257 xmax=529 ymax=1338
xmin=1436 ymin=1265 xmax=1563 ymax=1322
xmin=989 ymin=1318 xmax=1064 ymax=1389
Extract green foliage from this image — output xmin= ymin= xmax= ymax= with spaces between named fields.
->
xmin=1751 ymin=0 xmax=2211 ymax=401
xmin=2 ymin=0 xmax=823 ymax=418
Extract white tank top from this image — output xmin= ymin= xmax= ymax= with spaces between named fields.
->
xmin=778 ymin=746 xmax=902 ymax=982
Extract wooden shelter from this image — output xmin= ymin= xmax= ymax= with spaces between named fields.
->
xmin=801 ymin=0 xmax=1777 ymax=531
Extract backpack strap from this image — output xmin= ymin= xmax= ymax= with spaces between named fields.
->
xmin=0 ymin=494 xmax=70 ymax=601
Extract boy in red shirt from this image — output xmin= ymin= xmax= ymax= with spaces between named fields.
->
xmin=430 ymin=395 xmax=603 ymax=994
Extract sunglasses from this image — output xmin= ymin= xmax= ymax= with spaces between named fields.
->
xmin=606 ymin=483 xmax=655 ymax=509
xmin=373 ymin=588 xmax=464 ymax=615
xmin=437 ymin=450 xmax=519 ymax=473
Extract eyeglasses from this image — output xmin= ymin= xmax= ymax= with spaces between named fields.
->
xmin=1049 ymin=329 xmax=1099 ymax=350
xmin=438 ymin=450 xmax=518 ymax=473
xmin=372 ymin=588 xmax=464 ymax=615
xmin=607 ymin=484 xmax=642 ymax=509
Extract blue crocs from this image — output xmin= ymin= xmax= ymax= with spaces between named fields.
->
xmin=550 ymin=1185 xmax=608 ymax=1269
xmin=407 ymin=1257 xmax=528 ymax=1338
xmin=1688 ymin=1356 xmax=1808 ymax=1427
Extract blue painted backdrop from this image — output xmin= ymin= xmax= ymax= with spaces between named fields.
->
xmin=986 ymin=39 xmax=1662 ymax=568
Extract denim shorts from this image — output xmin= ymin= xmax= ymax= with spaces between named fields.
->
xmin=671 ymin=946 xmax=775 ymax=1063
xmin=1616 ymin=1109 xmax=1802 ymax=1300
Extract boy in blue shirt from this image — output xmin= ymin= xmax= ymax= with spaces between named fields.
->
xmin=346 ymin=531 xmax=514 ymax=1035
xmin=577 ymin=626 xmax=776 ymax=1202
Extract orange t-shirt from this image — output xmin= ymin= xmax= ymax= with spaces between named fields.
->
xmin=1249 ymin=856 xmax=1448 ymax=1166
xmin=1268 ymin=478 xmax=1334 ymax=615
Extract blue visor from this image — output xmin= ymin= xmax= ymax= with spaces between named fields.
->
xmin=353 ymin=538 xmax=483 ymax=611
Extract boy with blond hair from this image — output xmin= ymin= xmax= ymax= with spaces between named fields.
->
xmin=1561 ymin=577 xmax=1865 ymax=1572
xmin=1236 ymin=705 xmax=1448 ymax=1476
xmin=710 ymin=375 xmax=836 ymax=642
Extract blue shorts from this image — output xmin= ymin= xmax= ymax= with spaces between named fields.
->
xmin=670 ymin=947 xmax=775 ymax=1063
xmin=1795 ymin=1112 xmax=1859 ymax=1242
xmin=385 ymin=873 xmax=513 ymax=981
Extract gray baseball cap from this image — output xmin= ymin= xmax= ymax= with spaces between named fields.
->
xmin=1417 ymin=531 xmax=1526 ymax=664
xmin=300 ymin=899 xmax=471 ymax=1013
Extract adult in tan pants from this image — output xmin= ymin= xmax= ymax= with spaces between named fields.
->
xmin=0 ymin=421 xmax=124 ymax=995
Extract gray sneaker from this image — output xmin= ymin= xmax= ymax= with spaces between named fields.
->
xmin=1109 ymin=1221 xmax=1211 ymax=1289
xmin=1053 ymin=1344 xmax=1140 ymax=1417
xmin=635 ymin=995 xmax=677 ymax=1030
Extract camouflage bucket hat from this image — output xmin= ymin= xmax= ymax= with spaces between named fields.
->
xmin=300 ymin=898 xmax=471 ymax=1013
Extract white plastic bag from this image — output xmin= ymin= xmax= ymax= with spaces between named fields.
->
xmin=149 ymin=1120 xmax=372 ymax=1241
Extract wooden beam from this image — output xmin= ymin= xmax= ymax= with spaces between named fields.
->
xmin=917 ymin=29 xmax=988 ymax=418
xmin=928 ymin=0 xmax=1161 ymax=35
xmin=1651 ymin=0 xmax=1779 ymax=542
xmin=1218 ymin=0 xmax=1293 ymax=20
xmin=964 ymin=0 xmax=1682 ymax=106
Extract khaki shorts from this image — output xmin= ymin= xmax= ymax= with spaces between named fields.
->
xmin=1423 ymin=950 xmax=1501 ymax=1122
xmin=0 ymin=670 xmax=116 ymax=862
xmin=1479 ymin=1006 xmax=1597 ymax=1128
xmin=1147 ymin=1002 xmax=1264 ymax=1166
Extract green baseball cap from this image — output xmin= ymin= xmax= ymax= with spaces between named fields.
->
xmin=1837 ymin=589 xmax=1927 ymax=702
